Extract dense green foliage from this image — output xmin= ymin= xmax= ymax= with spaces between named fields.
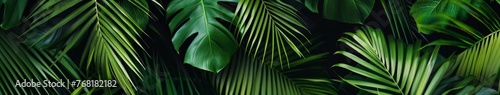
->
xmin=1 ymin=0 xmax=500 ymax=94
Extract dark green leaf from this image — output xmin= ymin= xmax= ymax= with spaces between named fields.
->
xmin=167 ymin=0 xmax=238 ymax=72
xmin=410 ymin=0 xmax=471 ymax=33
xmin=0 ymin=32 xmax=83 ymax=94
xmin=0 ymin=0 xmax=27 ymax=30
xmin=323 ymin=0 xmax=374 ymax=24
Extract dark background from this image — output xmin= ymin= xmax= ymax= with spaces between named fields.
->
xmin=14 ymin=0 xmax=500 ymax=94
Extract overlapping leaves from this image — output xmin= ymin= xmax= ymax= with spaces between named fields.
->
xmin=0 ymin=32 xmax=83 ymax=95
xmin=333 ymin=26 xmax=451 ymax=94
xmin=211 ymin=50 xmax=336 ymax=95
xmin=234 ymin=0 xmax=310 ymax=67
xmin=26 ymin=0 xmax=150 ymax=94
xmin=415 ymin=0 xmax=500 ymax=89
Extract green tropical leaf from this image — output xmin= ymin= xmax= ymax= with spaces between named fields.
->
xmin=234 ymin=0 xmax=310 ymax=67
xmin=323 ymin=0 xmax=375 ymax=24
xmin=0 ymin=32 xmax=83 ymax=94
xmin=455 ymin=30 xmax=500 ymax=87
xmin=210 ymin=36 xmax=336 ymax=95
xmin=381 ymin=0 xmax=424 ymax=42
xmin=211 ymin=51 xmax=336 ymax=95
xmin=410 ymin=0 xmax=471 ymax=34
xmin=297 ymin=0 xmax=319 ymax=13
xmin=411 ymin=0 xmax=500 ymax=92
xmin=333 ymin=26 xmax=451 ymax=94
xmin=26 ymin=1 xmax=151 ymax=94
xmin=167 ymin=0 xmax=238 ymax=73
xmin=135 ymin=45 xmax=216 ymax=95
xmin=0 ymin=0 xmax=28 ymax=30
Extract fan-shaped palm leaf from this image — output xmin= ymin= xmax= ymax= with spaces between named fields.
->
xmin=0 ymin=32 xmax=83 ymax=94
xmin=234 ymin=0 xmax=310 ymax=67
xmin=26 ymin=0 xmax=151 ymax=94
xmin=333 ymin=26 xmax=451 ymax=94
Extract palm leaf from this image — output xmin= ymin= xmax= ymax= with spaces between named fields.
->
xmin=26 ymin=1 xmax=151 ymax=94
xmin=0 ymin=32 xmax=83 ymax=94
xmin=381 ymin=0 xmax=424 ymax=42
xmin=167 ymin=0 xmax=238 ymax=73
xmin=414 ymin=0 xmax=500 ymax=89
xmin=135 ymin=45 xmax=217 ymax=95
xmin=211 ymin=36 xmax=336 ymax=95
xmin=234 ymin=0 xmax=310 ymax=67
xmin=333 ymin=26 xmax=451 ymax=94
xmin=211 ymin=50 xmax=336 ymax=95
xmin=455 ymin=30 xmax=500 ymax=89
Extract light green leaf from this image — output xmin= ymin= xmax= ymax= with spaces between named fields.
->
xmin=27 ymin=1 xmax=152 ymax=94
xmin=167 ymin=0 xmax=238 ymax=72
xmin=333 ymin=26 xmax=452 ymax=94
xmin=234 ymin=0 xmax=310 ymax=67
xmin=455 ymin=30 xmax=500 ymax=87
xmin=323 ymin=0 xmax=374 ymax=24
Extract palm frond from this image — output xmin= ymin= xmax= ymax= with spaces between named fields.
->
xmin=333 ymin=26 xmax=451 ymax=94
xmin=26 ymin=1 xmax=151 ymax=94
xmin=381 ymin=0 xmax=424 ymax=43
xmin=136 ymin=46 xmax=216 ymax=95
xmin=211 ymin=50 xmax=336 ymax=95
xmin=455 ymin=30 xmax=500 ymax=88
xmin=167 ymin=0 xmax=238 ymax=73
xmin=211 ymin=36 xmax=336 ymax=95
xmin=0 ymin=32 xmax=83 ymax=94
xmin=234 ymin=0 xmax=310 ymax=67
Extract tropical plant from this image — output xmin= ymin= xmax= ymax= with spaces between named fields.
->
xmin=333 ymin=26 xmax=451 ymax=94
xmin=412 ymin=0 xmax=500 ymax=92
xmin=2 ymin=0 xmax=500 ymax=94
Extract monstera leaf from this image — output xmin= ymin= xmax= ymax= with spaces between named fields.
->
xmin=167 ymin=0 xmax=238 ymax=73
xmin=0 ymin=0 xmax=28 ymax=30
xmin=323 ymin=0 xmax=375 ymax=24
